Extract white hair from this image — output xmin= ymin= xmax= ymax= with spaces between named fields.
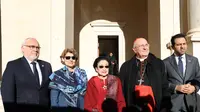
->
xmin=21 ymin=37 xmax=39 ymax=47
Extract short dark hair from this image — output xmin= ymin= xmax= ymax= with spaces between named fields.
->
xmin=171 ymin=33 xmax=186 ymax=47
xmin=93 ymin=56 xmax=111 ymax=69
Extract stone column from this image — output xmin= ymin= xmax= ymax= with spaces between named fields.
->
xmin=186 ymin=0 xmax=200 ymax=61
xmin=65 ymin=0 xmax=74 ymax=48
xmin=186 ymin=0 xmax=200 ymax=95
xmin=149 ymin=0 xmax=180 ymax=59
xmin=1 ymin=0 xmax=52 ymax=73
xmin=50 ymin=0 xmax=74 ymax=71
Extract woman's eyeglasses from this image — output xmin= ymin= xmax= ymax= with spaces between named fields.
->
xmin=98 ymin=65 xmax=109 ymax=69
xmin=65 ymin=56 xmax=76 ymax=60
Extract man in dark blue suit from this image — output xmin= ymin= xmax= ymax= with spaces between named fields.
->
xmin=1 ymin=38 xmax=52 ymax=112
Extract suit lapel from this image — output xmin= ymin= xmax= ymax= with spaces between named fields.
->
xmin=21 ymin=57 xmax=34 ymax=77
xmin=21 ymin=57 xmax=40 ymax=88
xmin=184 ymin=54 xmax=193 ymax=81
xmin=38 ymin=60 xmax=46 ymax=88
xmin=169 ymin=55 xmax=184 ymax=79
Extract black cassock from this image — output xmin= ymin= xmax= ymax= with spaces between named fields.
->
xmin=119 ymin=53 xmax=169 ymax=112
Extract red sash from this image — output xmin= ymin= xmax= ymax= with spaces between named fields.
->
xmin=135 ymin=85 xmax=155 ymax=112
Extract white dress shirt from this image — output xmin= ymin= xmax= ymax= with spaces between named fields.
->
xmin=26 ymin=59 xmax=43 ymax=85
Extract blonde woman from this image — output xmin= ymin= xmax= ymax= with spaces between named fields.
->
xmin=49 ymin=48 xmax=87 ymax=111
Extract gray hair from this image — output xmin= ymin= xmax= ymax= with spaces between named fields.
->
xmin=21 ymin=38 xmax=39 ymax=47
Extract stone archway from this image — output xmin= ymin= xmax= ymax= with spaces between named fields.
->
xmin=79 ymin=20 xmax=125 ymax=79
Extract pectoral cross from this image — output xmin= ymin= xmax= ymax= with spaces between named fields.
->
xmin=102 ymin=85 xmax=107 ymax=90
xmin=138 ymin=79 xmax=144 ymax=85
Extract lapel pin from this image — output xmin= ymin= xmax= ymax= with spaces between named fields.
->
xmin=42 ymin=65 xmax=44 ymax=67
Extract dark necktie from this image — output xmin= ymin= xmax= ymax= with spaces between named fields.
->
xmin=178 ymin=56 xmax=184 ymax=76
xmin=31 ymin=62 xmax=40 ymax=85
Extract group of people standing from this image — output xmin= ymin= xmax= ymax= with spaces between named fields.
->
xmin=0 ymin=38 xmax=125 ymax=112
xmin=1 ymin=33 xmax=200 ymax=112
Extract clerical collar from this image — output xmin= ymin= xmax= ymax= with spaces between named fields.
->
xmin=136 ymin=58 xmax=148 ymax=68
xmin=136 ymin=57 xmax=147 ymax=62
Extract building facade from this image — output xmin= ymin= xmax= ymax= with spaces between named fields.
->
xmin=1 ymin=0 xmax=200 ymax=79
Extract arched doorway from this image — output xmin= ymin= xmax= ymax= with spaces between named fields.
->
xmin=98 ymin=35 xmax=119 ymax=75
xmin=79 ymin=20 xmax=125 ymax=79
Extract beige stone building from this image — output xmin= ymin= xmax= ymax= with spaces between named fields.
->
xmin=1 ymin=0 xmax=200 ymax=79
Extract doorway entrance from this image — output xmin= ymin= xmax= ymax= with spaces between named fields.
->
xmin=79 ymin=20 xmax=125 ymax=79
xmin=98 ymin=35 xmax=119 ymax=75
xmin=98 ymin=36 xmax=118 ymax=59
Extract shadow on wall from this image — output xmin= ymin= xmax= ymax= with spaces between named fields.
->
xmin=2 ymin=98 xmax=171 ymax=112
xmin=52 ymin=106 xmax=87 ymax=112
xmin=3 ymin=102 xmax=87 ymax=112
xmin=102 ymin=98 xmax=118 ymax=112
xmin=3 ymin=103 xmax=50 ymax=112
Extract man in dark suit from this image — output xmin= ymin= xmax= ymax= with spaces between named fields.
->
xmin=1 ymin=38 xmax=52 ymax=112
xmin=164 ymin=33 xmax=200 ymax=112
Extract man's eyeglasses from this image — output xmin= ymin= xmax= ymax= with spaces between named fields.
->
xmin=24 ymin=45 xmax=41 ymax=50
xmin=65 ymin=56 xmax=76 ymax=60
xmin=98 ymin=65 xmax=109 ymax=69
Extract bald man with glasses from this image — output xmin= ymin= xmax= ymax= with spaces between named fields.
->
xmin=119 ymin=38 xmax=169 ymax=112
xmin=1 ymin=38 xmax=52 ymax=112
